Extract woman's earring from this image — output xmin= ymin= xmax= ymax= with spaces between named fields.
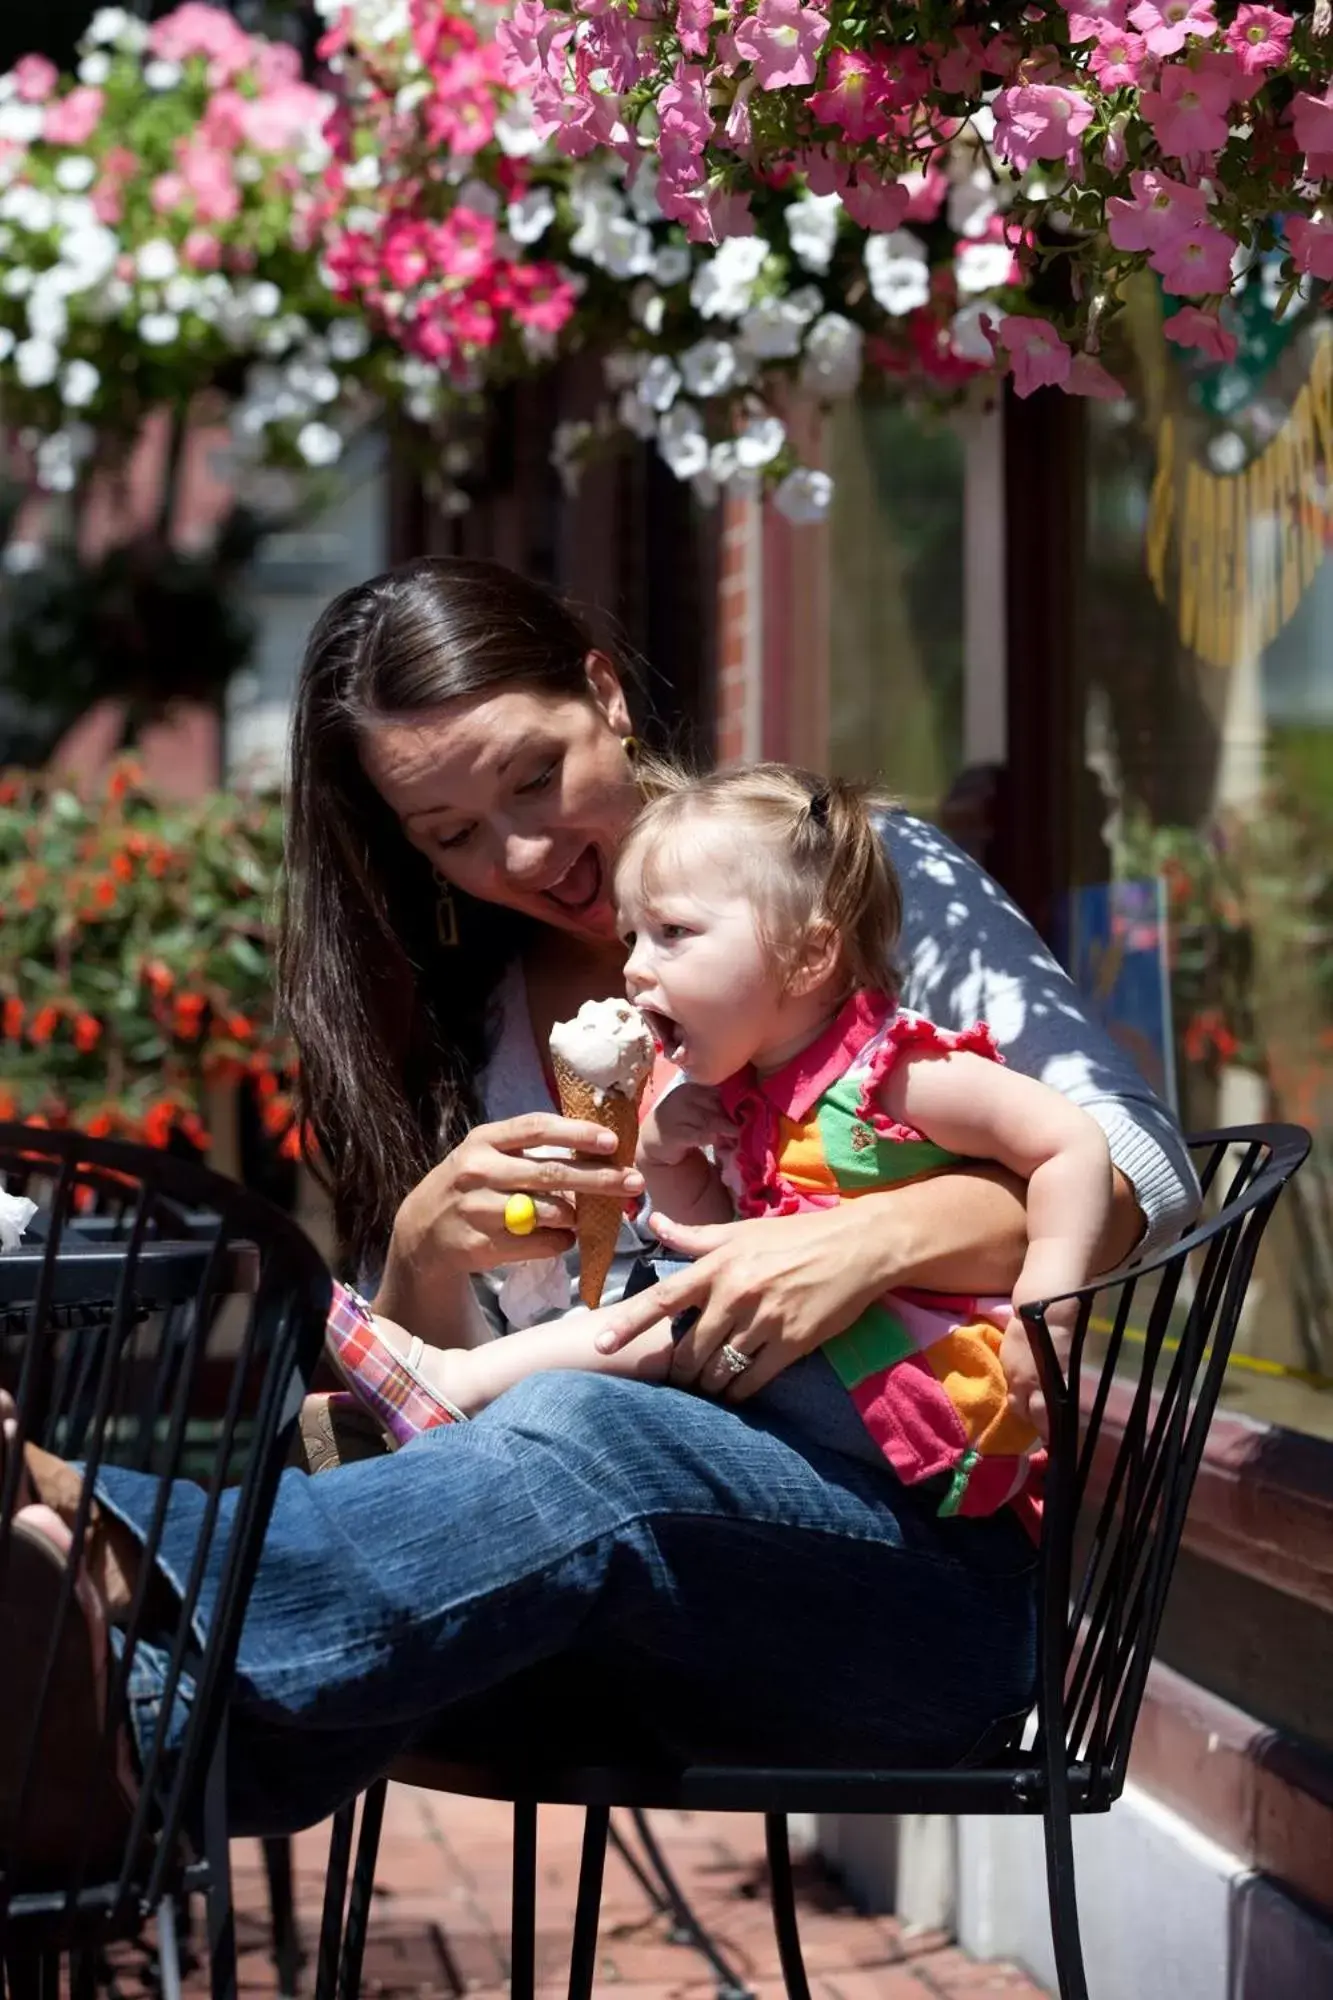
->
xmin=622 ymin=734 xmax=640 ymax=767
xmin=435 ymin=881 xmax=459 ymax=948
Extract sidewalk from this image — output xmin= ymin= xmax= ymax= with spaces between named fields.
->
xmin=217 ymin=1786 xmax=1049 ymax=1999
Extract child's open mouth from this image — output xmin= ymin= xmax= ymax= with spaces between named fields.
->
xmin=642 ymin=1008 xmax=687 ymax=1065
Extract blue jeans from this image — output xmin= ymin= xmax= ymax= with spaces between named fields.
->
xmin=98 ymin=1371 xmax=1038 ymax=1838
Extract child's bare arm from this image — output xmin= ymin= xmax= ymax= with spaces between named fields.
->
xmin=637 ymin=1083 xmax=736 ymax=1228
xmin=880 ymin=1051 xmax=1114 ymax=1430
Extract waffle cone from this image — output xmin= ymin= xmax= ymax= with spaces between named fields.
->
xmin=551 ymin=1052 xmax=644 ymax=1309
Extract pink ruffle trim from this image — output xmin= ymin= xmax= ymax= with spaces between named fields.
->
xmin=854 ymin=1013 xmax=1004 ymax=1144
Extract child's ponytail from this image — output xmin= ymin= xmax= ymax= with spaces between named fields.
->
xmin=796 ymin=775 xmax=901 ymax=1000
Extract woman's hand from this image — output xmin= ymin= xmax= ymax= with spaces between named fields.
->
xmin=595 ymin=1203 xmax=900 ymax=1401
xmin=385 ymin=1112 xmax=645 ymax=1281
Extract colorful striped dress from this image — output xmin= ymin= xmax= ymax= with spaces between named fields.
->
xmin=715 ymin=989 xmax=1045 ymax=1536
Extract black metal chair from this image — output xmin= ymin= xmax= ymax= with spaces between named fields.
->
xmin=312 ymin=1123 xmax=1310 ymax=2000
xmin=0 ymin=1124 xmax=331 ymax=2000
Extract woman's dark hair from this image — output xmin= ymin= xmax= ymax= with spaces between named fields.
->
xmin=278 ymin=555 xmax=618 ymax=1274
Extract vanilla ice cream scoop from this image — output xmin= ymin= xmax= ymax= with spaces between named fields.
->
xmin=548 ymin=998 xmax=654 ymax=1103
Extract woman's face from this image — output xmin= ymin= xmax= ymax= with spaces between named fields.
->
xmin=359 ymin=656 xmax=638 ymax=942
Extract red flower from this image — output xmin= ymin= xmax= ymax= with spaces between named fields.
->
xmin=85 ymin=1112 xmax=114 ymax=1138
xmin=3 ymin=997 xmax=23 ymax=1038
xmin=173 ymin=992 xmax=208 ymax=1039
xmin=29 ymin=1005 xmax=59 ymax=1045
xmin=144 ymin=959 xmax=174 ymax=997
xmin=226 ymin=1012 xmax=254 ymax=1041
xmin=142 ymin=1101 xmax=177 ymax=1149
xmin=110 ymin=851 xmax=134 ymax=883
xmin=73 ymin=1012 xmax=102 ymax=1053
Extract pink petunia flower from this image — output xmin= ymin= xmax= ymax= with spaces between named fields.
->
xmin=495 ymin=1 xmax=563 ymax=88
xmin=808 ymin=49 xmax=890 ymax=142
xmin=14 ymin=54 xmax=59 ymax=103
xmin=901 ymin=162 xmax=949 ymax=222
xmin=237 ymin=81 xmax=330 ymax=155
xmin=182 ymin=227 xmax=222 ymax=271
xmin=177 ymin=137 xmax=242 ymax=223
xmin=659 ymin=60 xmax=712 ymax=144
xmin=1139 ymin=61 xmax=1232 ymax=156
xmin=44 ymin=87 xmax=104 ymax=147
xmin=1150 ymin=220 xmax=1237 ymax=293
xmin=842 ymin=171 xmax=910 ymax=230
xmin=1163 ymin=305 xmax=1239 ymax=359
xmin=993 ymin=81 xmax=1095 ymax=174
xmin=149 ymin=2 xmax=256 ymax=83
xmin=1224 ymin=4 xmax=1292 ymax=76
xmin=677 ymin=0 xmax=714 ymax=57
xmin=1068 ymin=355 xmax=1126 ymax=398
xmin=933 ymin=27 xmax=988 ymax=94
xmin=1089 ymin=23 xmax=1151 ymax=88
xmin=1128 ymin=0 xmax=1217 ymax=58
xmin=1286 ymin=215 xmax=1333 ymax=282
xmin=1060 ymin=0 xmax=1128 ymax=40
xmin=999 ymin=316 xmax=1072 ymax=397
xmin=151 ymin=172 xmax=189 ymax=214
xmin=732 ymin=0 xmax=829 ymax=90
xmin=1290 ymin=86 xmax=1333 ymax=162
xmin=1106 ymin=166 xmax=1209 ymax=252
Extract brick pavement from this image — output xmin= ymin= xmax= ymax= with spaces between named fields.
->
xmin=204 ymin=1786 xmax=1049 ymax=2000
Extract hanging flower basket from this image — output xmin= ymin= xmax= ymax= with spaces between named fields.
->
xmin=497 ymin=0 xmax=1333 ymax=394
xmin=316 ymin=0 xmax=1028 ymax=518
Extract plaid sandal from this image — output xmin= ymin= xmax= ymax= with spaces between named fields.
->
xmin=323 ymin=1283 xmax=468 ymax=1449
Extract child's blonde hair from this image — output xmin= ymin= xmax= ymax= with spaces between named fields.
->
xmin=618 ymin=760 xmax=902 ymax=1002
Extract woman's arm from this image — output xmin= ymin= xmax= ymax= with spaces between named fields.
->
xmin=883 ymin=811 xmax=1200 ymax=1251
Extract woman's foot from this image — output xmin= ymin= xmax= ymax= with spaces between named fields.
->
xmin=1 ymin=1392 xmax=141 ymax=1616
xmin=323 ymin=1283 xmax=468 ymax=1448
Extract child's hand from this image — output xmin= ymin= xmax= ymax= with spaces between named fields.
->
xmin=637 ymin=1084 xmax=734 ymax=1170
xmin=1000 ymin=1299 xmax=1076 ymax=1442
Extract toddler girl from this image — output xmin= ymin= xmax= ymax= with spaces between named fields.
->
xmin=608 ymin=762 xmax=1113 ymax=1530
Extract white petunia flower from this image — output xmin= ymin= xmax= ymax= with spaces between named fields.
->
xmin=26 ymin=281 xmax=68 ymax=343
xmin=864 ymin=231 xmax=931 ymax=318
xmin=3 ymin=267 xmax=34 ymax=298
xmin=343 ymin=155 xmax=382 ymax=191
xmin=689 ymin=236 xmax=770 ymax=320
xmin=632 ymin=285 xmax=666 ymax=334
xmin=799 ymin=314 xmax=863 ymax=399
xmin=164 ymin=275 xmax=201 ymax=314
xmin=0 ymin=328 xmax=14 ymax=362
xmin=458 ymin=179 xmax=501 ymax=221
xmin=297 ymin=420 xmax=343 ymax=466
xmin=637 ymin=354 xmax=682 ymax=413
xmin=597 ymin=216 xmax=654 ymax=280
xmin=144 ymin=58 xmax=183 ymax=90
xmin=955 ymin=240 xmax=1014 ymax=296
xmin=738 ymin=297 xmax=809 ymax=361
xmin=85 ymin=8 xmax=145 ymax=49
xmin=627 ymin=171 xmax=664 ymax=226
xmin=139 ymin=311 xmax=180 ymax=345
xmin=2 ymin=540 xmax=44 ymax=573
xmin=679 ymin=337 xmax=740 ymax=398
xmin=494 ymin=101 xmax=544 ymax=158
xmin=61 ymin=358 xmax=100 ymax=406
xmin=653 ymin=243 xmax=692 ymax=288
xmin=77 ymin=51 xmax=113 ymax=84
xmin=327 ymin=317 xmax=371 ymax=362
xmin=785 ymin=191 xmax=842 ymax=275
xmin=136 ymin=239 xmax=178 ymax=283
xmin=508 ymin=187 xmax=556 ymax=245
xmin=948 ymin=301 xmax=1000 ymax=363
xmin=59 ymin=224 xmax=119 ymax=293
xmin=15 ymin=337 xmax=60 ymax=387
xmin=773 ymin=467 xmax=833 ymax=525
xmin=54 ymin=157 xmax=97 ymax=192
xmin=948 ymin=171 xmax=1000 ymax=240
xmin=0 ymin=104 xmax=45 ymax=146
xmin=0 ymin=184 xmax=54 ymax=232
xmin=247 ymin=281 xmax=282 ymax=319
xmin=617 ymin=387 xmax=659 ymax=440
xmin=735 ymin=413 xmax=786 ymax=469
xmin=656 ymin=401 xmax=710 ymax=480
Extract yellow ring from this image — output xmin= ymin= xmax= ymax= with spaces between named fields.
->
xmin=503 ymin=1192 xmax=538 ymax=1238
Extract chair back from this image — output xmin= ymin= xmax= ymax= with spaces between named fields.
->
xmin=1017 ymin=1123 xmax=1309 ymax=1813
xmin=0 ymin=1125 xmax=330 ymax=1940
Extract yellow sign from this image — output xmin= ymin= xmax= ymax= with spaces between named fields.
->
xmin=1146 ymin=330 xmax=1332 ymax=669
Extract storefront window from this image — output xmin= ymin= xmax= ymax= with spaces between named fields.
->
xmin=1076 ymin=274 xmax=1333 ymax=1439
xmin=825 ymin=401 xmax=965 ymax=818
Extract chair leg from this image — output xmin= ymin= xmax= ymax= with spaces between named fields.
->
xmin=567 ymin=1807 xmax=610 ymax=2000
xmin=627 ymin=1809 xmax=753 ymax=2000
xmin=314 ymin=1799 xmax=357 ymax=2000
xmin=1043 ymin=1805 xmax=1090 ymax=2000
xmin=159 ymin=1893 xmax=185 ymax=2000
xmin=510 ymin=1799 xmax=538 ymax=2000
xmin=338 ymin=1780 xmax=389 ymax=2000
xmin=764 ymin=1815 xmax=813 ymax=2000
xmin=203 ymin=1742 xmax=238 ymax=2000
xmin=263 ymin=1836 xmax=303 ymax=2000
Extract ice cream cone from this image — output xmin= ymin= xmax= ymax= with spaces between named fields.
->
xmin=550 ymin=1053 xmax=644 ymax=1309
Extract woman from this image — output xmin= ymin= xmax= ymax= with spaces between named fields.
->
xmin=6 ymin=557 xmax=1197 ymax=1838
